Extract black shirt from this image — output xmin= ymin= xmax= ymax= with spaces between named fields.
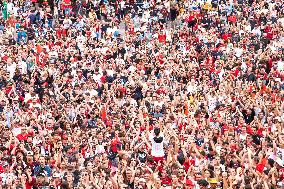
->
xmin=252 ymin=134 xmax=261 ymax=145
xmin=0 ymin=105 xmax=4 ymax=113
xmin=242 ymin=110 xmax=255 ymax=124
xmin=137 ymin=150 xmax=147 ymax=163
xmin=247 ymin=73 xmax=256 ymax=82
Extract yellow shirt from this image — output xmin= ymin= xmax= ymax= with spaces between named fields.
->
xmin=179 ymin=8 xmax=185 ymax=15
xmin=203 ymin=2 xmax=212 ymax=11
xmin=89 ymin=12 xmax=96 ymax=20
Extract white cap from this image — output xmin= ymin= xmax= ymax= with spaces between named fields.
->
xmin=276 ymin=157 xmax=283 ymax=167
xmin=53 ymin=173 xmax=61 ymax=178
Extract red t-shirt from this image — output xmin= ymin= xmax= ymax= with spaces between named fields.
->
xmin=158 ymin=34 xmax=166 ymax=43
xmin=279 ymin=168 xmax=284 ymax=180
xmin=157 ymin=54 xmax=165 ymax=64
xmin=25 ymin=177 xmax=36 ymax=189
xmin=161 ymin=176 xmax=172 ymax=185
xmin=16 ymin=133 xmax=29 ymax=141
xmin=228 ymin=15 xmax=237 ymax=23
xmin=185 ymin=15 xmax=194 ymax=22
xmin=62 ymin=0 xmax=72 ymax=9
xmin=264 ymin=26 xmax=273 ymax=40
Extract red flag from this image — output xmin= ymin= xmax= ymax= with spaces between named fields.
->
xmin=36 ymin=44 xmax=43 ymax=54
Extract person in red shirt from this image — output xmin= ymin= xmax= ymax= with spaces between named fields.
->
xmin=20 ymin=169 xmax=36 ymax=189
xmin=158 ymin=31 xmax=166 ymax=44
xmin=61 ymin=0 xmax=72 ymax=15
xmin=185 ymin=12 xmax=197 ymax=32
xmin=264 ymin=25 xmax=274 ymax=40
xmin=228 ymin=13 xmax=237 ymax=25
xmin=16 ymin=127 xmax=29 ymax=141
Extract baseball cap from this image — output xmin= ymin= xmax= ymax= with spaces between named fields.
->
xmin=208 ymin=178 xmax=218 ymax=184
xmin=27 ymin=151 xmax=34 ymax=156
xmin=186 ymin=179 xmax=194 ymax=186
xmin=37 ymin=172 xmax=46 ymax=177
xmin=276 ymin=158 xmax=283 ymax=167
xmin=53 ymin=173 xmax=61 ymax=178
xmin=138 ymin=178 xmax=146 ymax=183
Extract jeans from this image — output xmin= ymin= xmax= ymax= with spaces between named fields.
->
xmin=64 ymin=8 xmax=71 ymax=15
xmin=48 ymin=19 xmax=53 ymax=28
xmin=95 ymin=32 xmax=101 ymax=39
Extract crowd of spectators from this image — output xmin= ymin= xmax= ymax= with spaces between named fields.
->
xmin=0 ymin=0 xmax=283 ymax=188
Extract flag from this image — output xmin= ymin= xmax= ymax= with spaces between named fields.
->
xmin=2 ymin=1 xmax=8 ymax=20
xmin=35 ymin=44 xmax=45 ymax=67
xmin=35 ymin=44 xmax=42 ymax=65
xmin=36 ymin=44 xmax=43 ymax=54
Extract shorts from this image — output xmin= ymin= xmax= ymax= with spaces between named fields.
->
xmin=153 ymin=156 xmax=164 ymax=162
xmin=188 ymin=21 xmax=196 ymax=28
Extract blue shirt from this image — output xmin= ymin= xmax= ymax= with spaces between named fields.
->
xmin=29 ymin=13 xmax=36 ymax=24
xmin=33 ymin=165 xmax=52 ymax=177
xmin=17 ymin=31 xmax=27 ymax=43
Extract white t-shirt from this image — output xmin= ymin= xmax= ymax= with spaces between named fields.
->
xmin=6 ymin=63 xmax=16 ymax=79
xmin=277 ymin=61 xmax=283 ymax=71
xmin=277 ymin=148 xmax=284 ymax=162
xmin=18 ymin=61 xmax=27 ymax=74
xmin=49 ymin=51 xmax=58 ymax=59
xmin=120 ymin=0 xmax=125 ymax=8
xmin=149 ymin=133 xmax=164 ymax=157
xmin=106 ymin=69 xmax=114 ymax=77
xmin=13 ymin=6 xmax=19 ymax=17
xmin=239 ymin=133 xmax=247 ymax=141
xmin=208 ymin=95 xmax=217 ymax=111
xmin=187 ymin=84 xmax=197 ymax=93
xmin=12 ymin=127 xmax=21 ymax=137
xmin=251 ymin=27 xmax=262 ymax=36
xmin=95 ymin=145 xmax=105 ymax=154
xmin=63 ymin=19 xmax=72 ymax=29
xmin=93 ymin=73 xmax=103 ymax=83
xmin=76 ymin=35 xmax=86 ymax=46
xmin=7 ymin=2 xmax=14 ymax=13
xmin=154 ymin=100 xmax=164 ymax=107
xmin=24 ymin=93 xmax=32 ymax=103
xmin=89 ymin=89 xmax=98 ymax=97
xmin=234 ymin=47 xmax=243 ymax=58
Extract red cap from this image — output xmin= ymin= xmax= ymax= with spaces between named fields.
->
xmin=256 ymin=163 xmax=265 ymax=173
xmin=62 ymin=135 xmax=68 ymax=140
xmin=43 ymin=82 xmax=48 ymax=87
xmin=186 ymin=179 xmax=194 ymax=186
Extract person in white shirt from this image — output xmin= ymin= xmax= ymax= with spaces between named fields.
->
xmin=251 ymin=26 xmax=262 ymax=37
xmin=63 ymin=17 xmax=72 ymax=30
xmin=92 ymin=69 xmax=103 ymax=83
xmin=187 ymin=78 xmax=197 ymax=93
xmin=277 ymin=60 xmax=283 ymax=72
xmin=6 ymin=58 xmax=16 ymax=79
xmin=17 ymin=58 xmax=27 ymax=75
xmin=7 ymin=1 xmax=14 ymax=15
xmin=149 ymin=127 xmax=165 ymax=162
xmin=234 ymin=45 xmax=243 ymax=58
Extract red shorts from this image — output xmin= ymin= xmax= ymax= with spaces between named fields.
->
xmin=153 ymin=156 xmax=164 ymax=163
xmin=62 ymin=29 xmax=68 ymax=37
